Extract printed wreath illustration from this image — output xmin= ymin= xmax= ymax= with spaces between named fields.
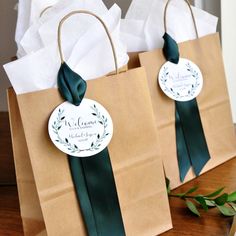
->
xmin=160 ymin=62 xmax=201 ymax=100
xmin=51 ymin=104 xmax=109 ymax=154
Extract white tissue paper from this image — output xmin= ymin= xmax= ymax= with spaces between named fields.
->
xmin=123 ymin=0 xmax=218 ymax=51
xmin=67 ymin=5 xmax=127 ymax=79
xmin=20 ymin=0 xmax=108 ymax=57
xmin=4 ymin=4 xmax=128 ymax=95
xmin=120 ymin=19 xmax=147 ymax=52
xmin=39 ymin=0 xmax=108 ymax=59
xmin=15 ymin=0 xmax=32 ymax=57
xmin=29 ymin=0 xmax=59 ymax=25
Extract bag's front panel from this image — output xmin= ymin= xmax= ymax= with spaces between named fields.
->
xmin=139 ymin=33 xmax=236 ymax=189
xmin=17 ymin=67 xmax=172 ymax=236
xmin=7 ymin=88 xmax=47 ymax=236
xmin=17 ymin=89 xmax=86 ymax=236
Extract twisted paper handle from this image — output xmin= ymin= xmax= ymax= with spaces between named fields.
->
xmin=57 ymin=10 xmax=118 ymax=74
xmin=164 ymin=0 xmax=199 ymax=38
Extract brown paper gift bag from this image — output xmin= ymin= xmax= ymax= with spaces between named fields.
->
xmin=7 ymin=11 xmax=172 ymax=236
xmin=7 ymin=88 xmax=47 ymax=236
xmin=139 ymin=1 xmax=236 ymax=189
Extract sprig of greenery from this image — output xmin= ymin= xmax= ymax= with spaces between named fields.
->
xmin=166 ymin=178 xmax=236 ymax=217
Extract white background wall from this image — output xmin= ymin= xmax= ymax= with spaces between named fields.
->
xmin=221 ymin=1 xmax=236 ymax=122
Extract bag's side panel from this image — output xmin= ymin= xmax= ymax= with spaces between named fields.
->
xmin=17 ymin=67 xmax=172 ymax=236
xmin=139 ymin=33 xmax=236 ymax=189
xmin=7 ymin=88 xmax=47 ymax=236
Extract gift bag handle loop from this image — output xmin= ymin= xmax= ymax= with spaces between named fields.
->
xmin=39 ymin=6 xmax=53 ymax=17
xmin=57 ymin=10 xmax=118 ymax=74
xmin=164 ymin=0 xmax=199 ymax=38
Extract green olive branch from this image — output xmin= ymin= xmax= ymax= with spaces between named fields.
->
xmin=166 ymin=178 xmax=236 ymax=217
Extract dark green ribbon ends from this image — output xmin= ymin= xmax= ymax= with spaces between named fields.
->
xmin=162 ymin=33 xmax=211 ymax=182
xmin=58 ymin=63 xmax=125 ymax=236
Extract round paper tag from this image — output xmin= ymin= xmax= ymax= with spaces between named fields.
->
xmin=158 ymin=58 xmax=203 ymax=102
xmin=48 ymin=99 xmax=113 ymax=157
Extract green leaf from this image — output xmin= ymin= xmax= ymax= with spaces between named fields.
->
xmin=227 ymin=192 xmax=236 ymax=202
xmin=195 ymin=196 xmax=208 ymax=211
xmin=205 ymin=187 xmax=224 ymax=198
xmin=216 ymin=205 xmax=236 ymax=216
xmin=175 ymin=186 xmax=199 ymax=198
xmin=185 ymin=186 xmax=198 ymax=195
xmin=215 ymin=193 xmax=228 ymax=206
xmin=205 ymin=200 xmax=215 ymax=207
xmin=165 ymin=178 xmax=171 ymax=194
xmin=185 ymin=200 xmax=200 ymax=217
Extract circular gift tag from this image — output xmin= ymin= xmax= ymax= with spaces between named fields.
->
xmin=158 ymin=58 xmax=203 ymax=102
xmin=48 ymin=99 xmax=113 ymax=157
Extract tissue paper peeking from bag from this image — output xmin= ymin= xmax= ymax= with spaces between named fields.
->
xmin=20 ymin=0 xmax=108 ymax=57
xmin=68 ymin=5 xmax=128 ymax=79
xmin=39 ymin=0 xmax=108 ymax=59
xmin=122 ymin=0 xmax=218 ymax=51
xmin=4 ymin=4 xmax=128 ymax=95
xmin=29 ymin=0 xmax=59 ymax=25
xmin=120 ymin=19 xmax=147 ymax=52
xmin=145 ymin=0 xmax=218 ymax=50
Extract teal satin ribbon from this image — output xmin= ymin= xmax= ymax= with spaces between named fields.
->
xmin=163 ymin=33 xmax=211 ymax=182
xmin=58 ymin=63 xmax=125 ymax=236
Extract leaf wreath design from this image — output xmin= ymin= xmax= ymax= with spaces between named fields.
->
xmin=160 ymin=62 xmax=200 ymax=100
xmin=90 ymin=104 xmax=110 ymax=151
xmin=186 ymin=62 xmax=201 ymax=97
xmin=52 ymin=105 xmax=109 ymax=154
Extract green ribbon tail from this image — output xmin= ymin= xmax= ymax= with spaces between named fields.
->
xmin=68 ymin=156 xmax=98 ymax=236
xmin=175 ymin=107 xmax=192 ymax=182
xmin=162 ymin=33 xmax=211 ymax=181
xmin=176 ymin=99 xmax=211 ymax=177
xmin=69 ymin=149 xmax=125 ymax=236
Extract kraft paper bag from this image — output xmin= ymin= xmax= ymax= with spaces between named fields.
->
xmin=7 ymin=88 xmax=46 ymax=236
xmin=6 ymin=9 xmax=172 ymax=236
xmin=139 ymin=33 xmax=236 ymax=189
xmin=8 ymin=69 xmax=172 ymax=235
